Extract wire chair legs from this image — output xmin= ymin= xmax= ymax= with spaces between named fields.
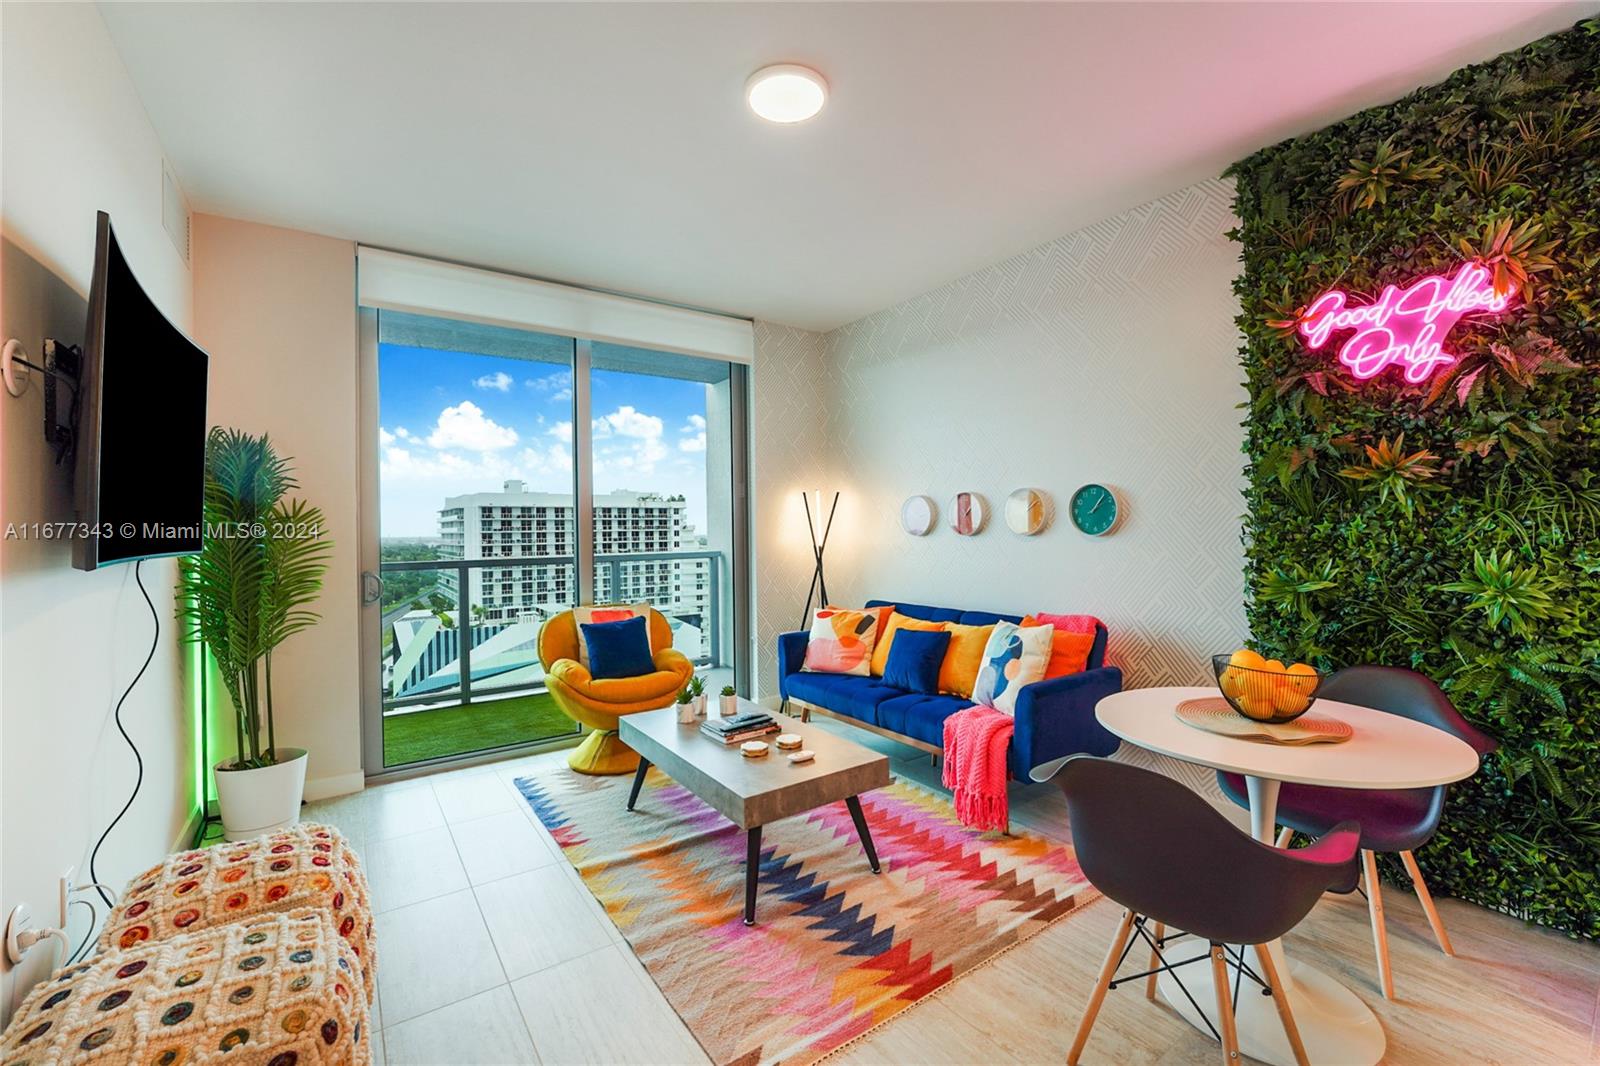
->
xmin=1067 ymin=911 xmax=1309 ymax=1066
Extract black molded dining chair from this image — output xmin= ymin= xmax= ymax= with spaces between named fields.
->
xmin=1215 ymin=665 xmax=1496 ymax=1000
xmin=1054 ymin=756 xmax=1360 ymax=1066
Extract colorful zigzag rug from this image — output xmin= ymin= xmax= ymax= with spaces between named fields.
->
xmin=515 ymin=766 xmax=1096 ymax=1065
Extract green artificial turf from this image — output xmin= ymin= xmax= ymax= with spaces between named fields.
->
xmin=382 ymin=691 xmax=576 ymax=767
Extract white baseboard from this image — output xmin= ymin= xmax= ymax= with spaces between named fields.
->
xmin=304 ymin=771 xmax=365 ymax=802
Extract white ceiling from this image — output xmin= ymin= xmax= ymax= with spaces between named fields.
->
xmin=100 ymin=1 xmax=1592 ymax=332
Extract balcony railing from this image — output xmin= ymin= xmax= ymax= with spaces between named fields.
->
xmin=378 ymin=550 xmax=724 ymax=714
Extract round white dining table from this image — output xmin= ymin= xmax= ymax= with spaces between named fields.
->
xmin=1092 ymin=686 xmax=1482 ymax=1066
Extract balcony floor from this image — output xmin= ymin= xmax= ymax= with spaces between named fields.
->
xmin=383 ymin=692 xmax=575 ymax=767
xmin=381 ymin=666 xmax=733 ymax=768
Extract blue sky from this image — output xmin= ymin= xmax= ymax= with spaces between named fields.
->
xmin=378 ymin=343 xmax=712 ymax=537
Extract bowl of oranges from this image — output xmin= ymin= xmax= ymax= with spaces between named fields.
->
xmin=1211 ymin=650 xmax=1323 ymax=723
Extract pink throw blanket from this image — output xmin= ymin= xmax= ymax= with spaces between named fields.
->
xmin=942 ymin=705 xmax=1013 ymax=832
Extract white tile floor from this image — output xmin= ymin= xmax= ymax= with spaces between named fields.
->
xmin=304 ymin=746 xmax=713 ymax=1065
xmin=304 ymin=721 xmax=945 ymax=1065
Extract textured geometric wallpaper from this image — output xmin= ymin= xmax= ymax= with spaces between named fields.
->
xmin=751 ymin=178 xmax=1248 ymax=802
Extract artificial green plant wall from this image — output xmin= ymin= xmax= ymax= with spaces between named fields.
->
xmin=1228 ymin=19 xmax=1599 ymax=936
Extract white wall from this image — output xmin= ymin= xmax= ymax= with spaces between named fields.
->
xmin=749 ymin=321 xmax=838 ymax=700
xmin=190 ymin=214 xmax=363 ymax=799
xmin=821 ymin=179 xmax=1248 ymax=691
xmin=744 ymin=181 xmax=1250 ymax=804
xmin=0 ymin=3 xmax=197 ymax=1021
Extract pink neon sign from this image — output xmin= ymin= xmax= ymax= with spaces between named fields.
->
xmin=1299 ymin=263 xmax=1512 ymax=384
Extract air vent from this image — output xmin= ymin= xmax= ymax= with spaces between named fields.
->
xmin=162 ymin=159 xmax=190 ymax=265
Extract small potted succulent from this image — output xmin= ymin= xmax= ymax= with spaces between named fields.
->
xmin=675 ymin=688 xmax=697 ymax=724
xmin=720 ymin=684 xmax=738 ymax=718
xmin=688 ymin=673 xmax=707 ymax=718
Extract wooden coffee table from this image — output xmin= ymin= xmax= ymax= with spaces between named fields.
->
xmin=618 ymin=701 xmax=891 ymax=925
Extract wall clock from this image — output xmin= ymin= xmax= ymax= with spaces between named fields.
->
xmin=949 ymin=492 xmax=988 ymax=536
xmin=1069 ymin=484 xmax=1120 ymax=536
xmin=900 ymin=495 xmax=936 ymax=536
xmin=1005 ymin=488 xmax=1049 ymax=535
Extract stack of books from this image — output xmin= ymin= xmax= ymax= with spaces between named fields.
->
xmin=701 ymin=712 xmax=781 ymax=746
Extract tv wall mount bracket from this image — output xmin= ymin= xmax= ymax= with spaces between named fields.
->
xmin=3 ymin=337 xmax=82 ymax=464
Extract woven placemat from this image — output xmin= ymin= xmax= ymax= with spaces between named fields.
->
xmin=1175 ymin=696 xmax=1353 ymax=745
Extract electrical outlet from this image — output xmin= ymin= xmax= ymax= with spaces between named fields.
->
xmin=59 ymin=867 xmax=75 ymax=929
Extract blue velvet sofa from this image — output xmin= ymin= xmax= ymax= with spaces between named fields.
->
xmin=778 ymin=598 xmax=1124 ymax=778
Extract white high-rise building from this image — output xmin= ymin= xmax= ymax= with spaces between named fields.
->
xmin=436 ymin=481 xmax=711 ymax=656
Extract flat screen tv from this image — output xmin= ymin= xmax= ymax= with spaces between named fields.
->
xmin=74 ymin=211 xmax=210 ymax=571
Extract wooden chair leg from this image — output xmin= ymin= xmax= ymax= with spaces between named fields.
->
xmin=1362 ymin=850 xmax=1395 ymax=1000
xmin=1400 ymin=850 xmax=1455 ymax=957
xmin=1254 ymin=945 xmax=1309 ymax=1066
xmin=1275 ymin=826 xmax=1294 ymax=849
xmin=1068 ymin=909 xmax=1136 ymax=1066
xmin=1145 ymin=921 xmax=1166 ymax=1001
xmin=1209 ymin=944 xmax=1240 ymax=1065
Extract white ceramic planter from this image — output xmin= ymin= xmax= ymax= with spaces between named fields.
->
xmin=720 ymin=694 xmax=739 ymax=717
xmin=677 ymin=700 xmax=697 ymax=724
xmin=215 ymin=747 xmax=307 ymax=841
xmin=692 ymin=694 xmax=708 ymax=718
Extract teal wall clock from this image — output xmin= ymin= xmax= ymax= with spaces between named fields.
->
xmin=1069 ymin=484 xmax=1120 ymax=536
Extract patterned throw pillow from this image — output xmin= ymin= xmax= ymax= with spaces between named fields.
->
xmin=97 ymin=823 xmax=374 ymax=1001
xmin=972 ymin=621 xmax=1054 ymax=715
xmin=3 ymin=908 xmax=371 ymax=1065
xmin=571 ymin=602 xmax=651 ymax=667
xmin=800 ymin=608 xmax=879 ymax=675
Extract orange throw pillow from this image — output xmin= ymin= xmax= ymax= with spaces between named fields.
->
xmin=1021 ymin=615 xmax=1095 ymax=679
xmin=869 ymin=613 xmax=946 ymax=677
xmin=938 ymin=622 xmax=995 ymax=698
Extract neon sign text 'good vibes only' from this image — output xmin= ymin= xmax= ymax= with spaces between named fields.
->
xmin=1299 ymin=262 xmax=1512 ymax=384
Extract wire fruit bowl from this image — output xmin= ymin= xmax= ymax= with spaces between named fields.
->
xmin=1210 ymin=655 xmax=1326 ymax=724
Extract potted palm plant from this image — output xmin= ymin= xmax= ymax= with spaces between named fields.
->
xmin=177 ymin=428 xmax=331 ymax=840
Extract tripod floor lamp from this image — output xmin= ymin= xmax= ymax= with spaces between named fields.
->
xmin=799 ymin=490 xmax=840 ymax=629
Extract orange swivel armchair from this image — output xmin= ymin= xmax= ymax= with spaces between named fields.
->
xmin=538 ymin=608 xmax=694 ymax=774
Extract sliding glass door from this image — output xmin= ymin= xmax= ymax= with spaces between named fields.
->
xmin=587 ymin=344 xmax=737 ymax=694
xmin=360 ymin=311 xmax=747 ymax=773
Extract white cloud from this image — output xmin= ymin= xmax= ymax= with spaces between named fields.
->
xmin=379 ymin=427 xmax=396 ymax=447
xmin=381 ymin=445 xmax=473 ymax=481
xmin=381 ymin=439 xmax=572 ymax=486
xmin=595 ymin=435 xmax=668 ymax=475
xmin=526 ymin=370 xmax=574 ymax=404
xmin=549 ymin=421 xmax=573 ymax=443
xmin=677 ymin=413 xmax=706 ymax=452
xmin=394 ymin=426 xmax=413 ymax=440
xmin=597 ymin=405 xmax=663 ymax=440
xmin=426 ymin=401 xmax=520 ymax=451
xmin=474 ymin=371 xmax=514 ymax=392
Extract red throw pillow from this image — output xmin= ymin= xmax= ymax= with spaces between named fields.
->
xmin=1020 ymin=615 xmax=1095 ymax=678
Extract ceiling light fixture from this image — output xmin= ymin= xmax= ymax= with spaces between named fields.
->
xmin=746 ymin=64 xmax=827 ymax=124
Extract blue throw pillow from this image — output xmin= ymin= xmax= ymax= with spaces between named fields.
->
xmin=581 ymin=615 xmax=655 ymax=679
xmin=882 ymin=628 xmax=951 ymax=695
